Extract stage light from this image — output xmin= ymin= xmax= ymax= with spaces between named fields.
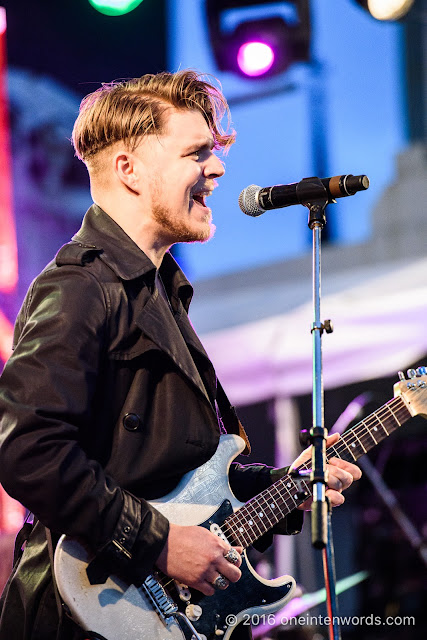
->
xmin=206 ymin=1 xmax=311 ymax=79
xmin=237 ymin=41 xmax=275 ymax=77
xmin=0 ymin=6 xmax=18 ymax=293
xmin=355 ymin=0 xmax=414 ymax=20
xmin=88 ymin=0 xmax=144 ymax=17
xmin=0 ymin=7 xmax=6 ymax=35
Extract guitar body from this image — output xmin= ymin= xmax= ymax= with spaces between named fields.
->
xmin=54 ymin=435 xmax=296 ymax=640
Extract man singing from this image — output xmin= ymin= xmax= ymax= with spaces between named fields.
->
xmin=0 ymin=70 xmax=360 ymax=639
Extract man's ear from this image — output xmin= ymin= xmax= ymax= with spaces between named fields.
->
xmin=114 ymin=151 xmax=140 ymax=193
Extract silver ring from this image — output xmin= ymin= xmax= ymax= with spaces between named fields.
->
xmin=224 ymin=548 xmax=240 ymax=565
xmin=213 ymin=574 xmax=229 ymax=590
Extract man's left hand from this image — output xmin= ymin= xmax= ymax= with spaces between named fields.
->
xmin=289 ymin=433 xmax=362 ymax=510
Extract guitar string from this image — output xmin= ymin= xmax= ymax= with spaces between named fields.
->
xmin=224 ymin=397 xmax=410 ymax=546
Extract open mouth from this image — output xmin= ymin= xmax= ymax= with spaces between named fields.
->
xmin=191 ymin=189 xmax=212 ymax=209
xmin=192 ymin=194 xmax=207 ymax=207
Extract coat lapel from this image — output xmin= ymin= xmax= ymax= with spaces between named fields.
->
xmin=134 ymin=290 xmax=212 ymax=405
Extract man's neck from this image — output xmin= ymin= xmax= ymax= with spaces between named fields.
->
xmin=94 ymin=197 xmax=171 ymax=269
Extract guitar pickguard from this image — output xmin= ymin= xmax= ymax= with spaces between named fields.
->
xmin=172 ymin=499 xmax=294 ymax=640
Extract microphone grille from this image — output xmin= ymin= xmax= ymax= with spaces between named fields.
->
xmin=238 ymin=185 xmax=264 ymax=217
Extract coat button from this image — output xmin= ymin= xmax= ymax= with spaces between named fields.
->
xmin=123 ymin=413 xmax=141 ymax=431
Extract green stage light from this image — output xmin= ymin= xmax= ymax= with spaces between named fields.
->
xmin=88 ymin=0 xmax=144 ymax=17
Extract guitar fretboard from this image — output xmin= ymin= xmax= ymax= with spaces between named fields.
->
xmin=222 ymin=396 xmax=410 ymax=549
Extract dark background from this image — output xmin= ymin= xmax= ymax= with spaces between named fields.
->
xmin=1 ymin=0 xmax=167 ymax=95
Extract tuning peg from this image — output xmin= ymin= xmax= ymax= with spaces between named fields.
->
xmin=416 ymin=366 xmax=427 ymax=376
xmin=398 ymin=371 xmax=405 ymax=381
xmin=407 ymin=368 xmax=417 ymax=379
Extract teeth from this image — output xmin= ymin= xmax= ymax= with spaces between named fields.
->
xmin=192 ymin=190 xmax=212 ymax=197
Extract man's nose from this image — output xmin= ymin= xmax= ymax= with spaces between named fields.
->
xmin=204 ymin=153 xmax=225 ymax=179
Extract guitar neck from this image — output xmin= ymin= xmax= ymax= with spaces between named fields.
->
xmin=223 ymin=396 xmax=411 ymax=549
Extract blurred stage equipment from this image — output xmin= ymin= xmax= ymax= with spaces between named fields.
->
xmin=206 ymin=0 xmax=311 ymax=78
xmin=354 ymin=0 xmax=415 ymax=20
xmin=252 ymin=570 xmax=369 ymax=638
xmin=88 ymin=0 xmax=144 ymax=16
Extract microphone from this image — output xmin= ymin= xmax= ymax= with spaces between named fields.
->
xmin=239 ymin=174 xmax=370 ymax=217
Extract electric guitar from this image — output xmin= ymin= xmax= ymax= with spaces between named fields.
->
xmin=54 ymin=368 xmax=427 ymax=640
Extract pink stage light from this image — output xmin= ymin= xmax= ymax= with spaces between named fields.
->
xmin=0 ymin=8 xmax=6 ymax=36
xmin=237 ymin=41 xmax=275 ymax=77
xmin=0 ymin=8 xmax=18 ymax=293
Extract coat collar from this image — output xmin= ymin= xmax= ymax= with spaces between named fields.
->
xmin=73 ymin=204 xmax=193 ymax=312
xmin=72 ymin=204 xmax=216 ymax=408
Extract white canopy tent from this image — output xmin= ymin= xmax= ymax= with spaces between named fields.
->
xmin=196 ymin=255 xmax=427 ymax=406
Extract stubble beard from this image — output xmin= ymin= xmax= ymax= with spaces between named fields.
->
xmin=152 ymin=203 xmax=215 ymax=245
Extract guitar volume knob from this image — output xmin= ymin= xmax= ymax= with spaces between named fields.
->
xmin=186 ymin=604 xmax=203 ymax=621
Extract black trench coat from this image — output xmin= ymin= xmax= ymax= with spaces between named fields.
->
xmin=0 ymin=206 xmax=302 ymax=639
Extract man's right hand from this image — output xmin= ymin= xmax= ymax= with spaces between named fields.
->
xmin=156 ymin=523 xmax=243 ymax=596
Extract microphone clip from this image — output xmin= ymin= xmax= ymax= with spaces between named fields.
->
xmin=297 ymin=177 xmax=330 ymax=230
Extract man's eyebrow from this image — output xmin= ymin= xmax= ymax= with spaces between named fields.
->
xmin=184 ymin=137 xmax=215 ymax=152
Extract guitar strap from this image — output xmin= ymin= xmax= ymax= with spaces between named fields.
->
xmin=216 ymin=379 xmax=251 ymax=455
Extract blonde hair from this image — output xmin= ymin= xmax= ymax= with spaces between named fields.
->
xmin=72 ymin=70 xmax=235 ymax=163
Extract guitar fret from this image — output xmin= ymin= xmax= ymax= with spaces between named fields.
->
xmin=227 ymin=531 xmax=244 ymax=547
xmin=270 ymin=482 xmax=293 ymax=514
xmin=246 ymin=501 xmax=267 ymax=537
xmin=339 ymin=439 xmax=357 ymax=461
xmin=377 ymin=414 xmax=390 ymax=436
xmin=386 ymin=403 xmax=401 ymax=426
xmin=236 ymin=508 xmax=257 ymax=540
xmin=255 ymin=496 xmax=274 ymax=528
xmin=280 ymin=482 xmax=301 ymax=512
xmin=353 ymin=431 xmax=367 ymax=453
xmin=221 ymin=515 xmax=241 ymax=545
xmin=265 ymin=487 xmax=280 ymax=516
xmin=282 ymin=481 xmax=298 ymax=508
xmin=358 ymin=428 xmax=374 ymax=449
xmin=224 ymin=517 xmax=251 ymax=547
xmin=236 ymin=503 xmax=264 ymax=541
xmin=364 ymin=422 xmax=378 ymax=445
xmin=362 ymin=420 xmax=378 ymax=450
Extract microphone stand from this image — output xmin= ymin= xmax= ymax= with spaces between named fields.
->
xmin=296 ymin=177 xmax=341 ymax=640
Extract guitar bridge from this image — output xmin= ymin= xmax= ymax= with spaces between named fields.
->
xmin=141 ymin=574 xmax=178 ymax=624
xmin=142 ymin=575 xmax=206 ymax=640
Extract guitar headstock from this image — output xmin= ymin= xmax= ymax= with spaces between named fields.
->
xmin=394 ymin=367 xmax=427 ymax=418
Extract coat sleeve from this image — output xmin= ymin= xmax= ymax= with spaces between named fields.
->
xmin=0 ymin=265 xmax=169 ymax=583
